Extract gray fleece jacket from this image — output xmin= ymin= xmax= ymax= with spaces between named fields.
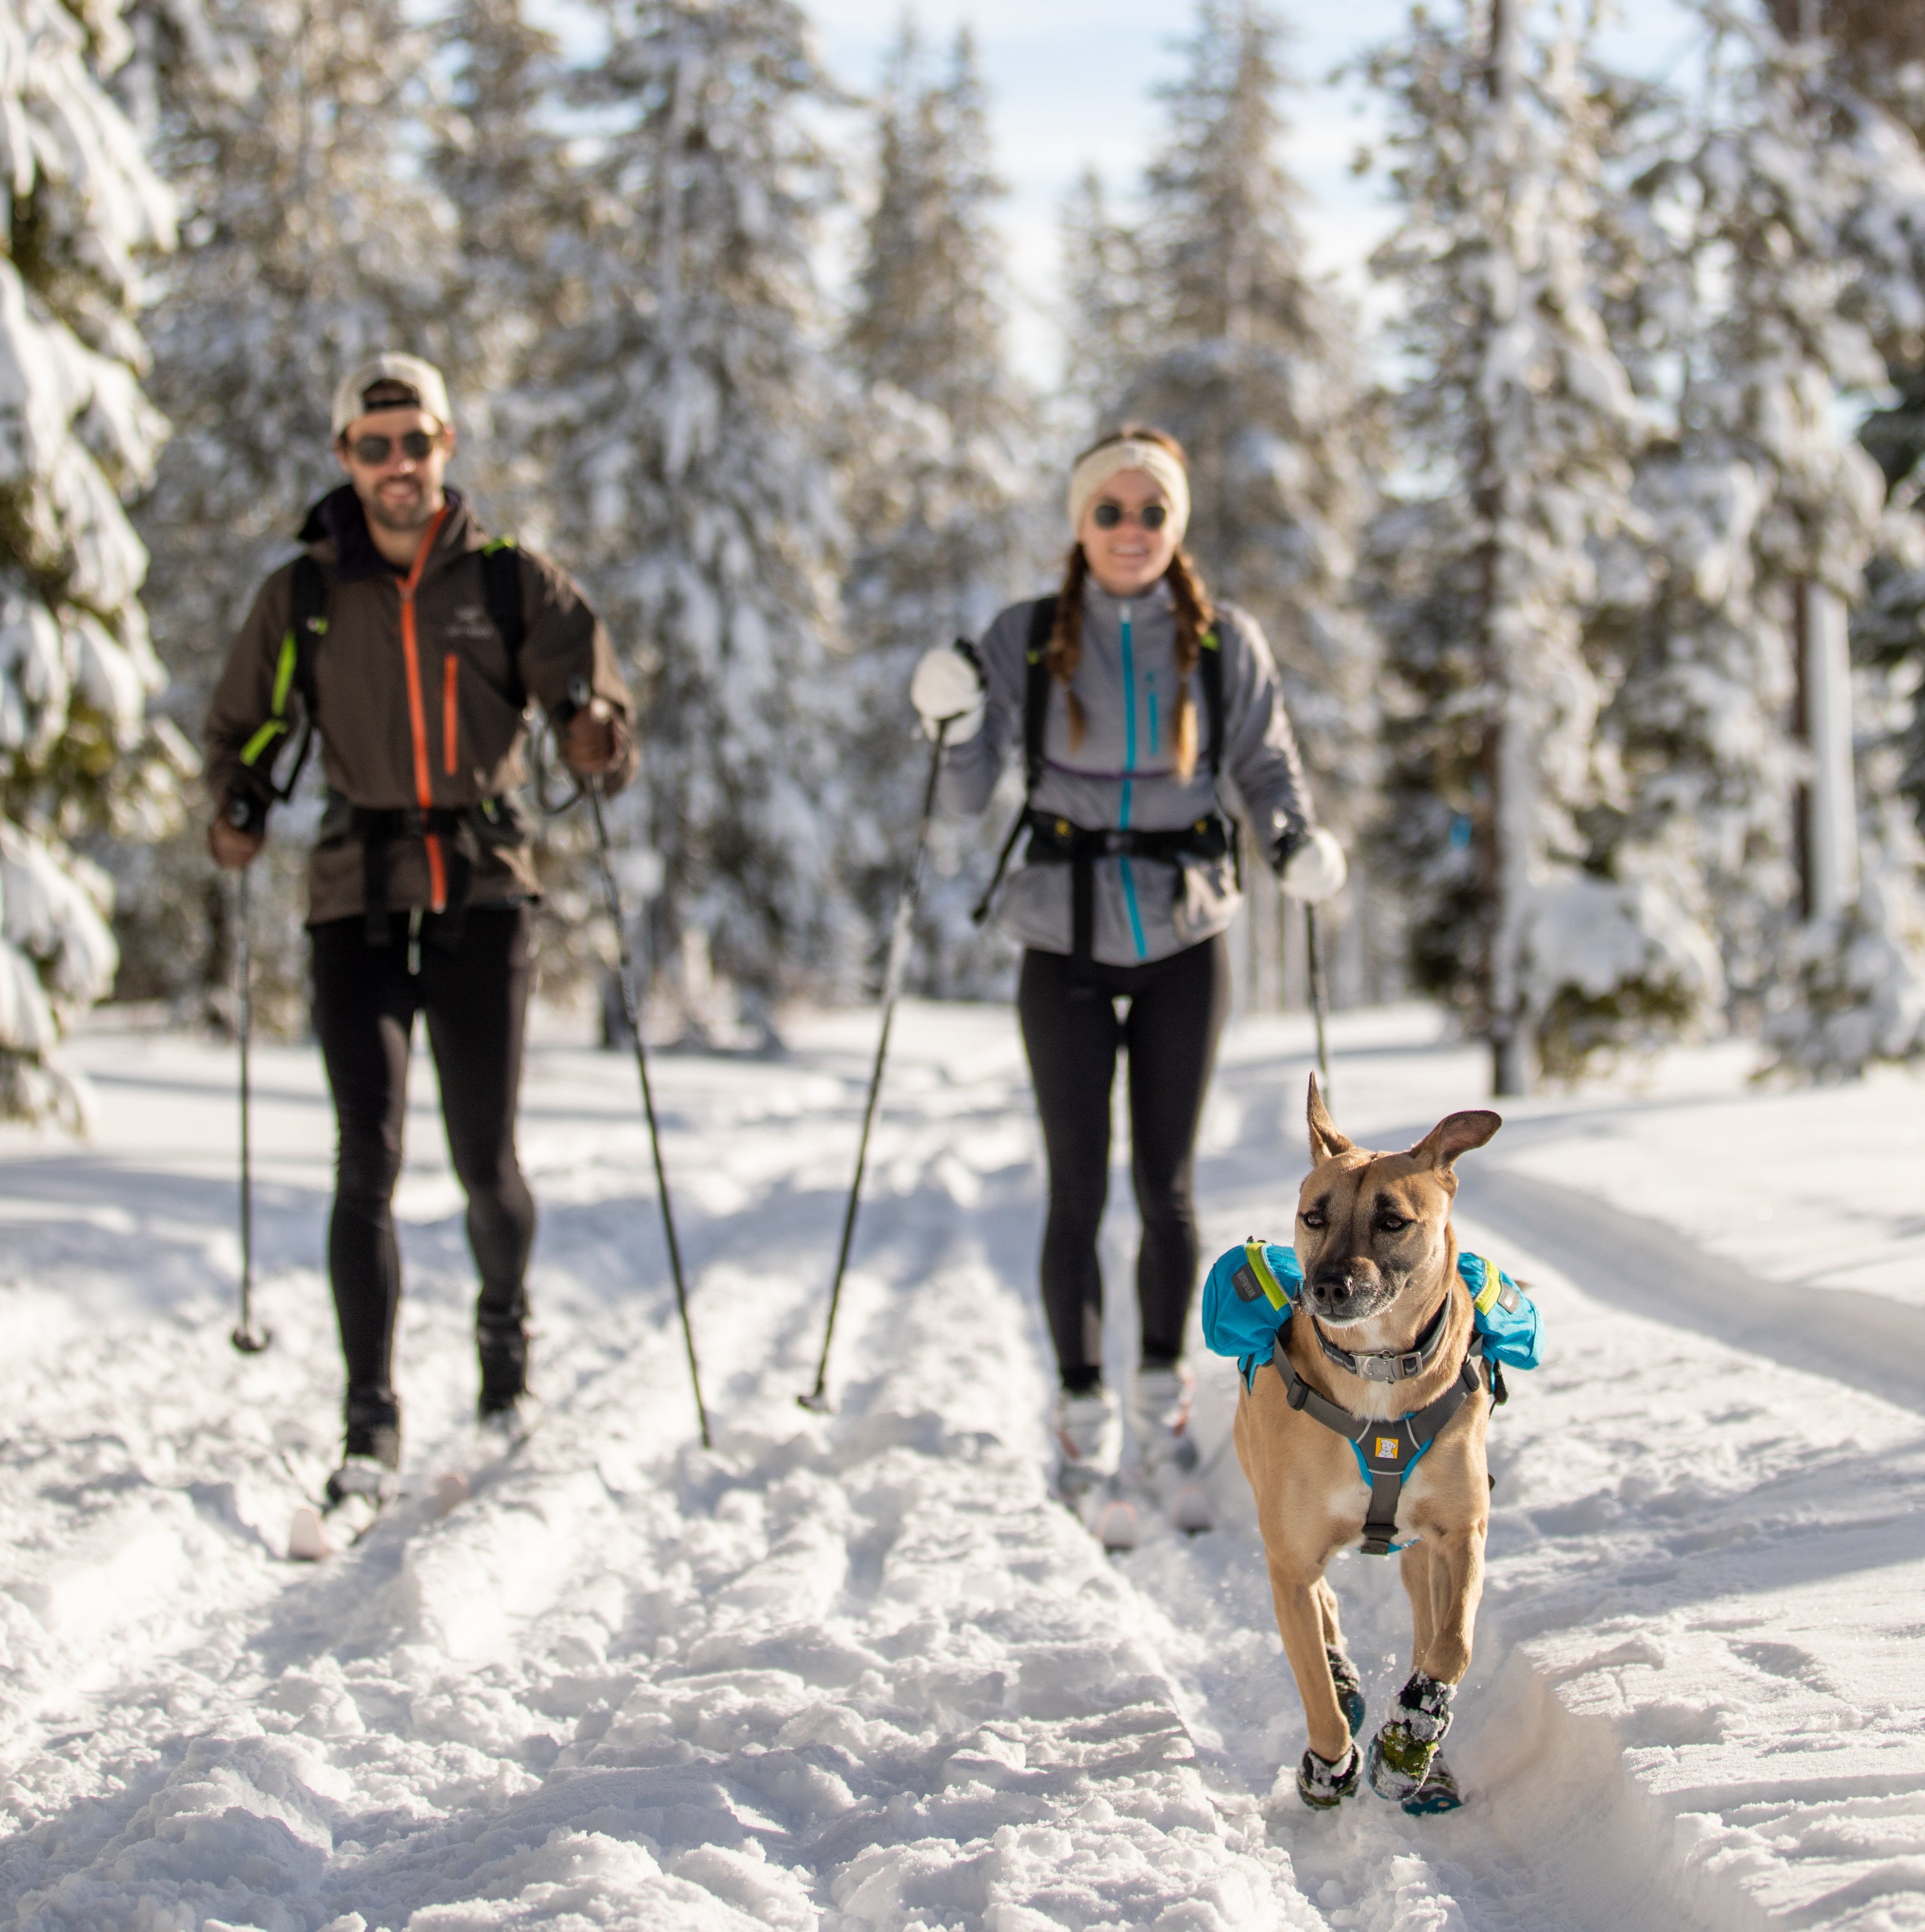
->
xmin=940 ymin=579 xmax=1314 ymax=966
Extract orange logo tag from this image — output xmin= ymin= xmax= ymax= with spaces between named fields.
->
xmin=1375 ymin=1436 xmax=1400 ymax=1459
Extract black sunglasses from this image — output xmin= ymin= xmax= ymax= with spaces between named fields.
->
xmin=348 ymin=429 xmax=439 ymax=465
xmin=1092 ymin=500 xmax=1169 ymax=530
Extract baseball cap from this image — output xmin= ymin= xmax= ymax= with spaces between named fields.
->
xmin=330 ymin=352 xmax=452 ymax=438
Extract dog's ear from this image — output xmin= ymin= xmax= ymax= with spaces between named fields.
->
xmin=1409 ymin=1108 xmax=1502 ymax=1175
xmin=1307 ymin=1073 xmax=1354 ymax=1165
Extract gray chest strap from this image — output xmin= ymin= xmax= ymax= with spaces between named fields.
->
xmin=1274 ymin=1336 xmax=1489 ymax=1556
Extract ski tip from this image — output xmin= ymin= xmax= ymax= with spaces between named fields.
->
xmin=1172 ymin=1484 xmax=1214 ymax=1536
xmin=1095 ymin=1497 xmax=1140 ymax=1554
xmin=435 ymin=1471 xmax=470 ymax=1517
xmin=288 ymin=1505 xmax=330 ymax=1562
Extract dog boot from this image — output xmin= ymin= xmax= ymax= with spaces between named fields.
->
xmin=1328 ymin=1647 xmax=1366 ymax=1738
xmin=1129 ymin=1361 xmax=1210 ymax=1533
xmin=1053 ymin=1385 xmax=1122 ymax=1505
xmin=1398 ymin=1751 xmax=1464 ymax=1816
xmin=1367 ymin=1670 xmax=1454 ymax=1804
xmin=1296 ymin=1741 xmax=1361 ymax=1810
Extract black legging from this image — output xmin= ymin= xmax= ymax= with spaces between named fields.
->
xmin=311 ymin=905 xmax=536 ymax=1409
xmin=1017 ymin=934 xmax=1231 ymax=1390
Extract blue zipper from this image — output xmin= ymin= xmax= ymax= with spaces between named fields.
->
xmin=1118 ymin=603 xmax=1148 ymax=959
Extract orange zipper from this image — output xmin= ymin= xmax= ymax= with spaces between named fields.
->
xmin=443 ymin=653 xmax=459 ymax=776
xmin=397 ymin=506 xmax=451 ymax=911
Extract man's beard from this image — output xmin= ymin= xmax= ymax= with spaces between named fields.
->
xmin=366 ymin=480 xmax=440 ymax=532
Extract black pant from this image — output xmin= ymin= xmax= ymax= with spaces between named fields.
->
xmin=1017 ymin=935 xmax=1231 ymax=1389
xmin=311 ymin=906 xmax=536 ymax=1410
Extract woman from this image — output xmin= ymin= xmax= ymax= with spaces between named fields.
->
xmin=911 ymin=426 xmax=1345 ymax=1540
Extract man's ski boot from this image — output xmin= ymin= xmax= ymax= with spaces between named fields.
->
xmin=291 ymin=1393 xmax=400 ymax=1560
xmin=1128 ymin=1360 xmax=1211 ymax=1534
xmin=1367 ymin=1671 xmax=1462 ymax=1813
xmin=477 ymin=1313 xmax=539 ymax=1450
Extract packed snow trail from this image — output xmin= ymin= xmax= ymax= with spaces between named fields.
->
xmin=1 ymin=1005 xmax=1923 ymax=1928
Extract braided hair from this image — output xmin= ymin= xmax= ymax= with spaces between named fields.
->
xmin=1047 ymin=424 xmax=1215 ymax=781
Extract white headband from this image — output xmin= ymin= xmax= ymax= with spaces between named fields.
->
xmin=1067 ymin=439 xmax=1191 ymax=542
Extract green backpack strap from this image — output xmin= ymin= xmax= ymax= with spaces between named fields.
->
xmin=237 ymin=553 xmax=327 ymax=803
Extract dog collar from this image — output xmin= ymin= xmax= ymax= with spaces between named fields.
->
xmin=1313 ymin=1287 xmax=1453 ymax=1385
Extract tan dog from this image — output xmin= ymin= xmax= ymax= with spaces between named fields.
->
xmin=1233 ymin=1075 xmax=1502 ymax=1813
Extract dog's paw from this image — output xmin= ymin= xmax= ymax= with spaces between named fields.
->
xmin=1367 ymin=1671 xmax=1455 ymax=1802
xmin=1296 ymin=1742 xmax=1360 ymax=1810
xmin=1327 ymin=1647 xmax=1366 ymax=1738
xmin=1398 ymin=1750 xmax=1463 ymax=1816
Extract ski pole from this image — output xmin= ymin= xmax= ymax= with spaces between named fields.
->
xmin=801 ymin=714 xmax=955 ymax=1413
xmin=1304 ymin=901 xmax=1334 ymax=1113
xmin=575 ymin=700 xmax=709 ymax=1450
xmin=230 ymin=858 xmax=270 ymax=1353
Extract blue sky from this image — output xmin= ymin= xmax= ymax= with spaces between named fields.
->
xmin=540 ymin=2 xmax=1710 ymax=383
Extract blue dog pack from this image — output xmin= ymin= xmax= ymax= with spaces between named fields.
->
xmin=1202 ymin=1237 xmax=1542 ymax=1391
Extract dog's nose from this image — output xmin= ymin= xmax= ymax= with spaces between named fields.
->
xmin=1312 ymin=1266 xmax=1359 ymax=1310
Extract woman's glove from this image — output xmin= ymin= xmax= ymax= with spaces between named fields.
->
xmin=1278 ymin=826 xmax=1347 ymax=903
xmin=910 ymin=646 xmax=985 ymax=744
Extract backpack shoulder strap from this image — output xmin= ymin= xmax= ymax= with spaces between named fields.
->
xmin=479 ymin=539 xmax=526 ymax=657
xmin=1023 ymin=595 xmax=1057 ymax=793
xmin=238 ymin=555 xmax=328 ymax=802
xmin=288 ymin=554 xmax=328 ymax=715
xmin=1199 ymin=616 xmax=1225 ymax=780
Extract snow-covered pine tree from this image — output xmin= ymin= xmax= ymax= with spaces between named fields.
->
xmin=430 ymin=0 xmax=574 ymax=537
xmin=1648 ymin=1 xmax=1925 ymax=1075
xmin=116 ymin=0 xmax=455 ymax=1024
xmin=1109 ymin=0 xmax=1381 ymax=1007
xmin=1365 ymin=0 xmax=1654 ymax=1093
xmin=838 ymin=23 xmax=1036 ymax=998
xmin=1059 ymin=165 xmax=1147 ymax=431
xmin=535 ymin=0 xmax=850 ymax=1028
xmin=0 ymin=0 xmax=179 ymax=1121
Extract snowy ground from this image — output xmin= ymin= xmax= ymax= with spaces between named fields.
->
xmin=2 ymin=996 xmax=1923 ymax=1931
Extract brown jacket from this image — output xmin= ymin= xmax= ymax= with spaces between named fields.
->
xmin=205 ymin=487 xmax=637 ymax=925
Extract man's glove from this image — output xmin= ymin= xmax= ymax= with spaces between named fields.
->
xmin=1277 ymin=826 xmax=1347 ymax=904
xmin=909 ymin=645 xmax=985 ymax=744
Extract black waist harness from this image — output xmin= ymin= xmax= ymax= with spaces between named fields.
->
xmin=1022 ymin=807 xmax=1233 ymax=987
xmin=327 ymin=797 xmax=524 ymax=950
xmin=1273 ymin=1333 xmax=1490 ymax=1556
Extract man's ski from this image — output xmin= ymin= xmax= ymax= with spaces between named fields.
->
xmin=288 ymin=1490 xmax=383 ymax=1561
xmin=431 ymin=1399 xmax=541 ymax=1520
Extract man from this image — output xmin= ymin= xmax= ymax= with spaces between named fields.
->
xmin=205 ymin=351 xmax=636 ymax=1514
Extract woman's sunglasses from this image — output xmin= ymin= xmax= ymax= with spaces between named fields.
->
xmin=1092 ymin=500 xmax=1168 ymax=530
xmin=347 ymin=429 xmax=440 ymax=465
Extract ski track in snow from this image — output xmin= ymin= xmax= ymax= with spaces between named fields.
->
xmin=1 ymin=1004 xmax=1922 ymax=1929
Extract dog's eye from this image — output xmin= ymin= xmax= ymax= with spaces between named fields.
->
xmin=1377 ymin=1213 xmax=1409 ymax=1232
xmin=1299 ymin=1208 xmax=1325 ymax=1230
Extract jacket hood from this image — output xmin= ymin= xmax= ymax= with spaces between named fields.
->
xmin=298 ymin=483 xmax=470 ymax=580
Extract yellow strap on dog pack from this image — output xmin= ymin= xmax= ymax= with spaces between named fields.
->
xmin=1242 ymin=1237 xmax=1294 ymax=1311
xmin=1467 ymin=1255 xmax=1504 ymax=1316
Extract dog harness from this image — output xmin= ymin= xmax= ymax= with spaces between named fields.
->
xmin=1220 ymin=1239 xmax=1538 ymax=1557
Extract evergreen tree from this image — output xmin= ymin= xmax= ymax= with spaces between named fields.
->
xmin=1059 ymin=165 xmax=1146 ymax=428
xmin=430 ymin=0 xmax=575 ymax=536
xmin=839 ymin=24 xmax=1036 ymax=997
xmin=114 ymin=0 xmax=455 ymax=1023
xmin=0 ymin=0 xmax=179 ymax=1121
xmin=1365 ymin=0 xmax=1652 ymax=1093
xmin=536 ymin=0 xmax=850 ymax=1028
